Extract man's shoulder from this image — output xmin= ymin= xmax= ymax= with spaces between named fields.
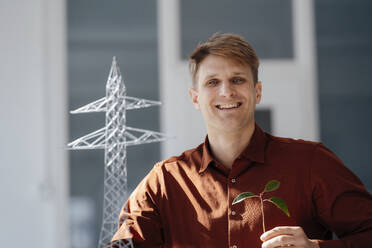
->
xmin=265 ymin=132 xmax=322 ymax=153
xmin=153 ymin=143 xmax=204 ymax=171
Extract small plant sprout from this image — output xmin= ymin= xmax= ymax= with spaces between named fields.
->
xmin=232 ymin=179 xmax=290 ymax=233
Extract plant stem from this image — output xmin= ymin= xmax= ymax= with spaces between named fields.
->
xmin=260 ymin=194 xmax=266 ymax=233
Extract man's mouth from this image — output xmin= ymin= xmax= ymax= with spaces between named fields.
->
xmin=216 ymin=102 xmax=242 ymax=110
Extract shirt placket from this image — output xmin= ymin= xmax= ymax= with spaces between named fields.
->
xmin=227 ymin=158 xmax=253 ymax=248
xmin=228 ymin=161 xmax=244 ymax=248
xmin=228 ymin=174 xmax=238 ymax=248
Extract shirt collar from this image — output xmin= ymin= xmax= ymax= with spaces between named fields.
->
xmin=198 ymin=123 xmax=267 ymax=173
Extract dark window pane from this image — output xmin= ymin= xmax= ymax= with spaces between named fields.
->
xmin=181 ymin=0 xmax=293 ymax=60
xmin=255 ymin=109 xmax=272 ymax=133
xmin=68 ymin=1 xmax=159 ymax=246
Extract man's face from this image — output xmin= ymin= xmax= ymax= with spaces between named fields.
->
xmin=189 ymin=55 xmax=262 ymax=134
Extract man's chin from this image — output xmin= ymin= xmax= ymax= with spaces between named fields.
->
xmin=210 ymin=121 xmax=253 ymax=134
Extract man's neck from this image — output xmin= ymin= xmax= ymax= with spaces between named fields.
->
xmin=207 ymin=123 xmax=255 ymax=169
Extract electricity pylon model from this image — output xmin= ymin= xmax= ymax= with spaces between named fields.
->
xmin=68 ymin=57 xmax=168 ymax=248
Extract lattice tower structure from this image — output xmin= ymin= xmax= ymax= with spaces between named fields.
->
xmin=98 ymin=57 xmax=131 ymax=247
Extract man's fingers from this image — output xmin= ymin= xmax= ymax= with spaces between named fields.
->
xmin=260 ymin=226 xmax=303 ymax=241
xmin=261 ymin=234 xmax=294 ymax=248
xmin=260 ymin=226 xmax=316 ymax=248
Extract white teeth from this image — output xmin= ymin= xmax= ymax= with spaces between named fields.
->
xmin=217 ymin=103 xmax=239 ymax=109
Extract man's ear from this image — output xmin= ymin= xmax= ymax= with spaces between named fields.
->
xmin=188 ymin=87 xmax=200 ymax=110
xmin=255 ymin=81 xmax=262 ymax=104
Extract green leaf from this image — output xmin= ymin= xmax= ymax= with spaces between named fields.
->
xmin=269 ymin=197 xmax=290 ymax=217
xmin=264 ymin=180 xmax=280 ymax=192
xmin=232 ymin=192 xmax=256 ymax=205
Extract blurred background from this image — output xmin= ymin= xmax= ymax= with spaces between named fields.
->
xmin=1 ymin=0 xmax=371 ymax=247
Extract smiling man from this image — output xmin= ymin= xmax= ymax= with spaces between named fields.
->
xmin=188 ymin=53 xmax=261 ymax=170
xmin=107 ymin=33 xmax=372 ymax=248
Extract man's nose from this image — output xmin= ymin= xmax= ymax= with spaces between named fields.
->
xmin=219 ymin=81 xmax=235 ymax=97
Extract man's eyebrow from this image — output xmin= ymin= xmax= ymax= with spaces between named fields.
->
xmin=232 ymin=72 xmax=248 ymax=76
xmin=203 ymin=74 xmax=218 ymax=80
xmin=203 ymin=72 xmax=248 ymax=80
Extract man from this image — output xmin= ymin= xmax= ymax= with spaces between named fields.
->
xmin=107 ymin=33 xmax=372 ymax=247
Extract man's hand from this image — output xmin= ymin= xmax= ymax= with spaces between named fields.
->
xmin=260 ymin=226 xmax=320 ymax=248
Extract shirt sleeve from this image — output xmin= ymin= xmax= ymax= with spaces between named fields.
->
xmin=106 ymin=163 xmax=165 ymax=248
xmin=310 ymin=143 xmax=372 ymax=248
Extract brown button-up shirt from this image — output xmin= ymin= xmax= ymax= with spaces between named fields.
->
xmin=109 ymin=124 xmax=372 ymax=248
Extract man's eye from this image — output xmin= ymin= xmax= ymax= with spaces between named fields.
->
xmin=206 ymin=80 xmax=218 ymax=86
xmin=232 ymin=78 xmax=244 ymax=83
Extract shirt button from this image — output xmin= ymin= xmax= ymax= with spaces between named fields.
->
xmin=232 ymin=245 xmax=237 ymax=248
xmin=231 ymin=211 xmax=236 ymax=216
xmin=231 ymin=178 xmax=236 ymax=183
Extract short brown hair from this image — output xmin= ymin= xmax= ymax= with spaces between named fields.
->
xmin=189 ymin=33 xmax=259 ymax=87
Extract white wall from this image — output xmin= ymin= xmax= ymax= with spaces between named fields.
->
xmin=0 ymin=1 xmax=68 ymax=247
